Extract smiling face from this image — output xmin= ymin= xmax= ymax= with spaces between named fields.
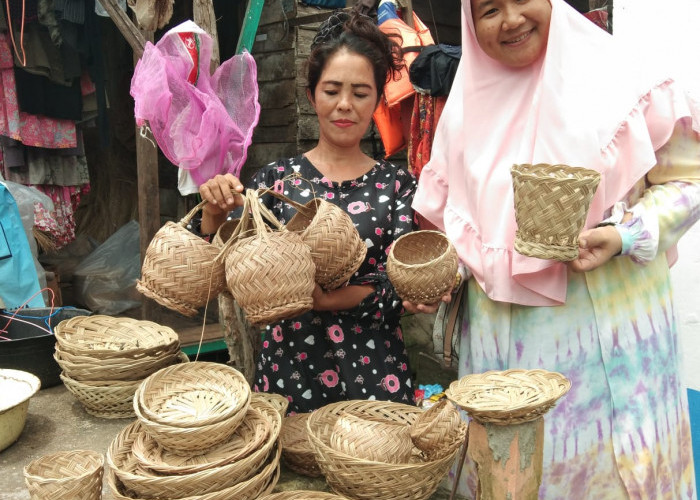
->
xmin=470 ymin=0 xmax=552 ymax=68
xmin=308 ymin=48 xmax=378 ymax=150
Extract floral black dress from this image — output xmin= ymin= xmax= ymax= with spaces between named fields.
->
xmin=249 ymin=155 xmax=417 ymax=414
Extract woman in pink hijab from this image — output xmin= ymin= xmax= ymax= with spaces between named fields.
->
xmin=410 ymin=0 xmax=699 ymax=497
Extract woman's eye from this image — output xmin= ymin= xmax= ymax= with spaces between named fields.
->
xmin=324 ymin=90 xmax=338 ymax=96
xmin=355 ymin=93 xmax=369 ymax=99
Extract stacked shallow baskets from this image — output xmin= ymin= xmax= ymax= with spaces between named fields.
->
xmin=53 ymin=315 xmax=184 ymax=418
xmin=307 ymin=399 xmax=467 ymax=500
xmin=107 ymin=363 xmax=283 ymax=500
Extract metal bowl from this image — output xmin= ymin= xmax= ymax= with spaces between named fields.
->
xmin=0 ymin=369 xmax=41 ymax=452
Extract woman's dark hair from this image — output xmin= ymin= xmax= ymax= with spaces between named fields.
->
xmin=307 ymin=11 xmax=404 ymax=102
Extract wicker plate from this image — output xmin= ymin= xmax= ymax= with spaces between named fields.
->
xmin=280 ymin=413 xmax=322 ymax=477
xmin=54 ymin=315 xmax=180 ymax=360
xmin=135 ymin=361 xmax=250 ymax=428
xmin=132 ymin=406 xmax=270 ymax=474
xmin=307 ymin=400 xmax=466 ymax=500
xmin=445 ymin=368 xmax=571 ymax=425
xmin=260 ymin=491 xmax=348 ymax=499
xmin=24 ymin=449 xmax=104 ymax=500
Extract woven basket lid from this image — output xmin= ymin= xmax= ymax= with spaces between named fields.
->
xmin=445 ymin=368 xmax=571 ymax=425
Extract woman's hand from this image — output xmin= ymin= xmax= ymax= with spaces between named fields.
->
xmin=199 ymin=174 xmax=246 ymax=216
xmin=568 ymin=225 xmax=623 ymax=273
xmin=402 ymin=291 xmax=452 ymax=315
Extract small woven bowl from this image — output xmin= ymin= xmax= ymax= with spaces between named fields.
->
xmin=280 ymin=412 xmax=322 ymax=477
xmin=511 ymin=163 xmax=601 ymax=262
xmin=387 ymin=230 xmax=459 ymax=304
xmin=135 ymin=361 xmax=250 ymax=428
xmin=329 ymin=410 xmax=413 ymax=464
xmin=24 ymin=449 xmax=104 ymax=500
xmin=409 ymin=398 xmax=463 ymax=460
xmin=445 ymin=368 xmax=572 ymax=425
xmin=60 ymin=372 xmax=140 ymax=419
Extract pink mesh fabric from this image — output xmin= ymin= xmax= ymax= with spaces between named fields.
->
xmin=130 ymin=21 xmax=260 ymax=185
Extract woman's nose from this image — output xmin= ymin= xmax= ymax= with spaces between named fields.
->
xmin=502 ymin=6 xmax=525 ymax=30
xmin=337 ymin=92 xmax=352 ymax=110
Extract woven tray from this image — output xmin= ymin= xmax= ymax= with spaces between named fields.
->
xmin=306 ymin=400 xmax=466 ymax=500
xmin=24 ymin=449 xmax=104 ymax=500
xmin=445 ymin=368 xmax=572 ymax=425
xmin=135 ymin=361 xmax=250 ymax=428
xmin=409 ymin=398 xmax=463 ymax=460
xmin=131 ymin=405 xmax=270 ymax=475
xmin=260 ymin=492 xmax=348 ymax=499
xmin=511 ymin=163 xmax=601 ymax=262
xmin=386 ymin=230 xmax=459 ymax=304
xmin=280 ymin=413 xmax=322 ymax=477
xmin=54 ymin=315 xmax=180 ymax=360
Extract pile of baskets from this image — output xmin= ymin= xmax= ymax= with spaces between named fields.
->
xmin=306 ymin=399 xmax=466 ymax=500
xmin=107 ymin=363 xmax=282 ymax=500
xmin=53 ymin=315 xmax=185 ymax=419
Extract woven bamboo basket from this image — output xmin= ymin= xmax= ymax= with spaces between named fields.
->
xmin=135 ymin=361 xmax=250 ymax=428
xmin=216 ymin=189 xmax=315 ymax=326
xmin=409 ymin=398 xmax=463 ymax=460
xmin=387 ymin=230 xmax=459 ymax=304
xmin=329 ymin=410 xmax=413 ymax=464
xmin=107 ymin=442 xmax=281 ymax=500
xmin=60 ymin=373 xmax=140 ymax=419
xmin=136 ymin=199 xmax=227 ymax=317
xmin=23 ymin=449 xmax=104 ymax=500
xmin=267 ymin=190 xmax=366 ymax=290
xmin=511 ymin=163 xmax=601 ymax=262
xmin=253 ymin=391 xmax=289 ymax=419
xmin=445 ymin=368 xmax=572 ymax=425
xmin=54 ymin=315 xmax=180 ymax=360
xmin=260 ymin=492 xmax=348 ymax=499
xmin=131 ymin=405 xmax=270 ymax=475
xmin=280 ymin=412 xmax=322 ymax=477
xmin=307 ymin=400 xmax=466 ymax=500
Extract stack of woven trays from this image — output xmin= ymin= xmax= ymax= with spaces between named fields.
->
xmin=107 ymin=364 xmax=283 ymax=500
xmin=307 ymin=399 xmax=467 ymax=500
xmin=53 ymin=315 xmax=184 ymax=419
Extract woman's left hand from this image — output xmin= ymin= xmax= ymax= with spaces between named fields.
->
xmin=402 ymin=292 xmax=452 ymax=315
xmin=568 ymin=225 xmax=623 ymax=273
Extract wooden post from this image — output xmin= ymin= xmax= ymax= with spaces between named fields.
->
xmin=467 ymin=418 xmax=545 ymax=500
xmin=193 ymin=0 xmax=220 ymax=71
xmin=217 ymin=292 xmax=261 ymax=384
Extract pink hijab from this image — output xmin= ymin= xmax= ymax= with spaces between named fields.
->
xmin=413 ymin=0 xmax=700 ymax=306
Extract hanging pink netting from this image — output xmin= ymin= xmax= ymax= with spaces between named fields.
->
xmin=130 ymin=20 xmax=260 ymax=186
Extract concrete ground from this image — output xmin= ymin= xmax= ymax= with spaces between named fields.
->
xmin=1 ymin=383 xmax=461 ymax=500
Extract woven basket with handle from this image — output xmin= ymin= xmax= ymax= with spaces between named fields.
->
xmin=136 ymin=199 xmax=227 ymax=316
xmin=307 ymin=399 xmax=466 ymax=500
xmin=23 ymin=449 xmax=104 ymax=500
xmin=387 ymin=230 xmax=459 ymax=304
xmin=216 ymin=189 xmax=315 ymax=326
xmin=280 ymin=412 xmax=322 ymax=477
xmin=445 ymin=368 xmax=571 ymax=425
xmin=511 ymin=163 xmax=601 ymax=262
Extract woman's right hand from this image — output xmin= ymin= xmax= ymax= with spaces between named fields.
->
xmin=198 ymin=173 xmax=246 ymax=216
xmin=402 ymin=292 xmax=452 ymax=315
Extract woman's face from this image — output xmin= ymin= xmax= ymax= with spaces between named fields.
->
xmin=470 ymin=0 xmax=552 ymax=68
xmin=308 ymin=48 xmax=378 ymax=150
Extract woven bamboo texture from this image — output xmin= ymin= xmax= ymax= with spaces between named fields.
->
xmin=445 ymin=368 xmax=572 ymax=425
xmin=218 ymin=189 xmax=315 ymax=326
xmin=280 ymin=412 xmax=322 ymax=477
xmin=306 ymin=400 xmax=466 ymax=500
xmin=135 ymin=361 xmax=250 ymax=427
xmin=137 ymin=199 xmax=227 ymax=317
xmin=23 ymin=449 xmax=104 ymax=500
xmin=387 ymin=230 xmax=459 ymax=304
xmin=511 ymin=163 xmax=601 ymax=262
xmin=131 ymin=405 xmax=270 ymax=474
xmin=329 ymin=411 xmax=413 ymax=464
xmin=271 ymin=191 xmax=367 ymax=290
xmin=54 ymin=315 xmax=180 ymax=359
xmin=60 ymin=373 xmax=139 ymax=418
xmin=260 ymin=491 xmax=348 ymax=499
xmin=409 ymin=398 xmax=463 ymax=460
xmin=252 ymin=391 xmax=289 ymax=419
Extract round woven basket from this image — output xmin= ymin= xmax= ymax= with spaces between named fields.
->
xmin=54 ymin=315 xmax=180 ymax=360
xmin=252 ymin=391 xmax=289 ymax=419
xmin=131 ymin=405 xmax=270 ymax=475
xmin=409 ymin=398 xmax=463 ymax=460
xmin=135 ymin=361 xmax=250 ymax=428
xmin=386 ymin=230 xmax=459 ymax=304
xmin=23 ymin=449 xmax=104 ymax=500
xmin=272 ymin=191 xmax=366 ymax=290
xmin=136 ymin=199 xmax=227 ymax=317
xmin=280 ymin=412 xmax=322 ymax=477
xmin=307 ymin=400 xmax=466 ymax=500
xmin=329 ymin=410 xmax=413 ymax=464
xmin=218 ymin=190 xmax=315 ymax=326
xmin=60 ymin=372 xmax=140 ymax=419
xmin=511 ymin=163 xmax=601 ymax=262
xmin=259 ymin=491 xmax=348 ymax=499
xmin=445 ymin=368 xmax=572 ymax=425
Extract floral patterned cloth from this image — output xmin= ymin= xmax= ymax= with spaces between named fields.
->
xmin=249 ymin=155 xmax=417 ymax=414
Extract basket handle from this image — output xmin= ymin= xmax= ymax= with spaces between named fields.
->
xmin=215 ymin=191 xmax=253 ymax=262
xmin=178 ymin=199 xmax=209 ymax=226
xmin=258 ymin=187 xmax=318 ymax=220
